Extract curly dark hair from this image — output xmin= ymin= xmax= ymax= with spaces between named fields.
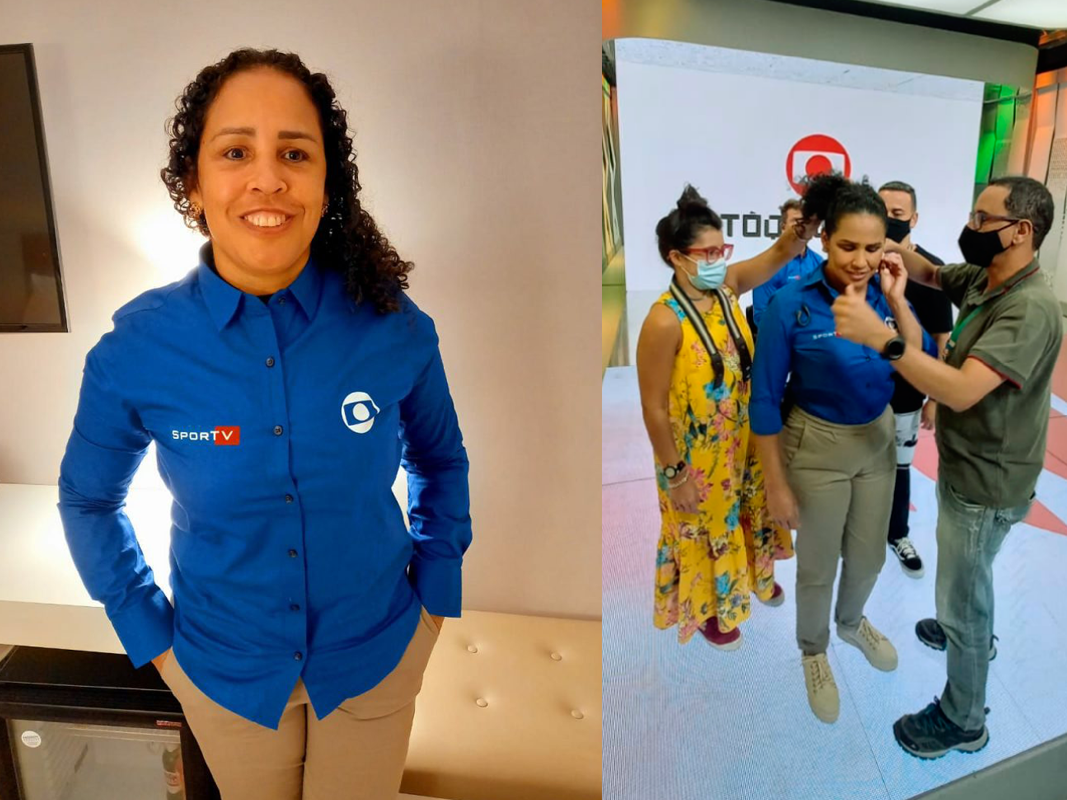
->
xmin=800 ymin=172 xmax=887 ymax=237
xmin=160 ymin=48 xmax=412 ymax=313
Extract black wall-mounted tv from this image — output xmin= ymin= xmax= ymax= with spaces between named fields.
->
xmin=0 ymin=43 xmax=66 ymax=332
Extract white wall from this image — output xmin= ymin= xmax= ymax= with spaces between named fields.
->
xmin=0 ymin=0 xmax=601 ymax=619
xmin=616 ymin=57 xmax=982 ymax=294
xmin=603 ymin=0 xmax=1039 ymax=88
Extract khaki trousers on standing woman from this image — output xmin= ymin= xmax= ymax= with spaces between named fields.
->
xmin=159 ymin=608 xmax=441 ymax=800
xmin=782 ymin=406 xmax=896 ymax=655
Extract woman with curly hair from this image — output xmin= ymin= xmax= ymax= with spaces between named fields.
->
xmin=751 ymin=173 xmax=937 ymax=724
xmin=57 ymin=48 xmax=470 ymax=799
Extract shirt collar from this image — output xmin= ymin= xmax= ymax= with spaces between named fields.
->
xmin=801 ymin=262 xmax=879 ymax=301
xmin=196 ymin=242 xmax=323 ymax=330
xmin=801 ymin=264 xmax=827 ymax=291
xmin=976 ymin=258 xmax=1040 ymax=303
xmin=284 ymin=252 xmax=324 ymax=321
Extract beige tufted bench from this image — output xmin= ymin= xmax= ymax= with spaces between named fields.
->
xmin=400 ymin=611 xmax=601 ymax=800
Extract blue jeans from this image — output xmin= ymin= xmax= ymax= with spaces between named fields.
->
xmin=935 ymin=479 xmax=1032 ymax=731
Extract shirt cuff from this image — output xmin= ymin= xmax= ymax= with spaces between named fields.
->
xmin=750 ymin=403 xmax=784 ymax=436
xmin=409 ymin=554 xmax=463 ymax=617
xmin=108 ymin=588 xmax=174 ymax=668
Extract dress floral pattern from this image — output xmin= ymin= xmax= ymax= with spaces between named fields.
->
xmin=652 ymin=286 xmax=794 ymax=643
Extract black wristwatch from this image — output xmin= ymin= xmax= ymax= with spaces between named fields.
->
xmin=881 ymin=334 xmax=906 ymax=361
xmin=662 ymin=461 xmax=687 ymax=480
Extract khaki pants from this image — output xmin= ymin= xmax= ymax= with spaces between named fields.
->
xmin=160 ymin=608 xmax=441 ymax=800
xmin=782 ymin=406 xmax=895 ymax=655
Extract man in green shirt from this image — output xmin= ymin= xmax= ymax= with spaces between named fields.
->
xmin=829 ymin=176 xmax=1061 ymax=759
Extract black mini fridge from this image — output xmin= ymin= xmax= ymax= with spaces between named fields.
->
xmin=0 ymin=646 xmax=220 ymax=800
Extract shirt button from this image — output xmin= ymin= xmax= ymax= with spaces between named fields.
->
xmin=288 ymin=549 xmax=298 ymax=558
xmin=285 ymin=494 xmax=294 ymax=504
xmin=294 ymin=652 xmax=302 ymax=661
xmin=273 ymin=425 xmax=283 ymax=436
xmin=266 ymin=357 xmax=275 ymax=368
xmin=290 ymin=604 xmax=301 ymax=611
xmin=278 ymin=297 xmax=286 ymax=305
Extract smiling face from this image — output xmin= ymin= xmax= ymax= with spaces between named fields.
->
xmin=187 ymin=67 xmax=328 ymax=294
xmin=821 ymin=212 xmax=886 ymax=292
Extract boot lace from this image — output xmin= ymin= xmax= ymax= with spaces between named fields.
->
xmin=807 ymin=656 xmax=835 ymax=692
xmin=859 ymin=618 xmax=887 ymax=651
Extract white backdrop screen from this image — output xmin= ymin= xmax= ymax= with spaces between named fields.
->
xmin=616 ymin=59 xmax=984 ymax=297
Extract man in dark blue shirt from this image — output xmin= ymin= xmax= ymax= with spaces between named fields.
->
xmin=751 ymin=199 xmax=825 ymax=330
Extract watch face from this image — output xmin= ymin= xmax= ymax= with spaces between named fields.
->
xmin=664 ymin=466 xmax=679 ymax=479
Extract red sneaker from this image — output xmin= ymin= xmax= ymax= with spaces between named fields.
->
xmin=699 ymin=618 xmax=743 ymax=651
xmin=757 ymin=583 xmax=786 ymax=608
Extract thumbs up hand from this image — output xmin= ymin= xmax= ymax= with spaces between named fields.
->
xmin=832 ymin=280 xmax=892 ymax=348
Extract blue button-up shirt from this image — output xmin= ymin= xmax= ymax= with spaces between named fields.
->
xmin=750 ymin=265 xmax=937 ymax=436
xmin=751 ymin=247 xmax=825 ymax=328
xmin=58 ymin=244 xmax=471 ymax=729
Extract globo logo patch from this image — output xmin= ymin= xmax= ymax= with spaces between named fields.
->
xmin=341 ymin=392 xmax=380 ymax=434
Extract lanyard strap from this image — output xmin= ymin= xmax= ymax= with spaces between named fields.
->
xmin=669 ymin=279 xmax=752 ymax=387
xmin=945 ymin=264 xmax=1039 ymax=355
xmin=714 ymin=286 xmax=753 ymax=382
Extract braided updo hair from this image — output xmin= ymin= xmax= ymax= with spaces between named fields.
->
xmin=800 ymin=173 xmax=888 ymax=237
xmin=655 ymin=185 xmax=722 ymax=266
xmin=159 ymin=47 xmax=412 ymax=314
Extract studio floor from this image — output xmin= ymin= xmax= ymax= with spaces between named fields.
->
xmin=602 ymin=329 xmax=1067 ymax=800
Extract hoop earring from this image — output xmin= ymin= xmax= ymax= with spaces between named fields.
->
xmin=188 ymin=202 xmax=203 ymax=222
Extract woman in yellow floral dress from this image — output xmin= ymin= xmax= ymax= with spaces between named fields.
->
xmin=636 ymin=185 xmax=808 ymax=650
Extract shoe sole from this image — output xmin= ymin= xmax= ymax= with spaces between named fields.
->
xmin=757 ymin=593 xmax=785 ymax=607
xmin=809 ymin=705 xmax=839 ymax=724
xmin=703 ymin=631 xmax=743 ymax=651
xmin=917 ymin=635 xmax=997 ymax=661
xmin=837 ymin=630 xmax=897 ymax=672
xmin=892 ymin=719 xmax=989 ymax=760
xmin=899 ymin=562 xmax=925 ymax=579
xmin=889 ymin=544 xmax=924 ymax=579
xmin=803 ymin=681 xmax=839 ymax=724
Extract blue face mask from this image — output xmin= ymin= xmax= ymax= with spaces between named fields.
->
xmin=684 ymin=255 xmax=728 ymax=291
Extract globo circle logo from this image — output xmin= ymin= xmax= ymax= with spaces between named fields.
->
xmin=786 ymin=134 xmax=851 ymax=194
xmin=341 ymin=392 xmax=380 ymax=434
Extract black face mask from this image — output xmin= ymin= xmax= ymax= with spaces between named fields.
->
xmin=885 ymin=217 xmax=912 ymax=244
xmin=958 ymin=222 xmax=1017 ymax=269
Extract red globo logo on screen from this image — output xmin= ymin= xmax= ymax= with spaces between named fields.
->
xmin=786 ymin=134 xmax=851 ymax=194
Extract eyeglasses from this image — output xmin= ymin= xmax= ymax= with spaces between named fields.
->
xmin=968 ymin=211 xmax=1022 ymax=230
xmin=683 ymin=244 xmax=734 ymax=262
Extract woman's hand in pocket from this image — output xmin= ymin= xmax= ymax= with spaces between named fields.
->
xmin=151 ymin=649 xmax=172 ymax=674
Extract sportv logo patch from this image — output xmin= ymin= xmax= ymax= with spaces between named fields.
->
xmin=172 ymin=426 xmax=241 ymax=445
xmin=786 ymin=134 xmax=851 ymax=194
